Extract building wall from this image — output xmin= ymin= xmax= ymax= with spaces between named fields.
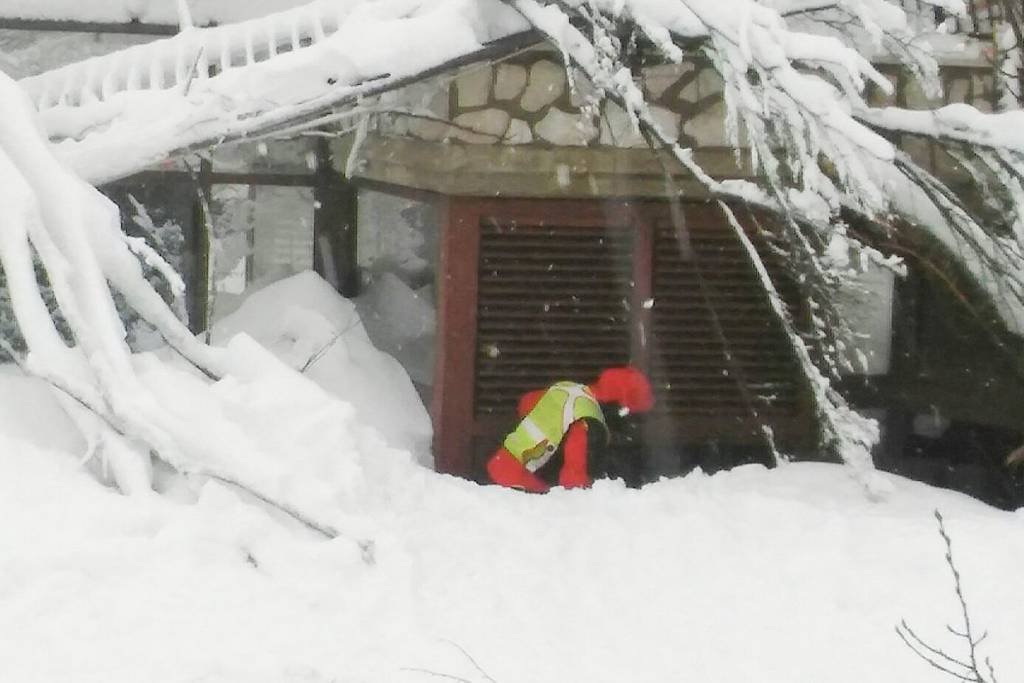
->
xmin=351 ymin=52 xmax=999 ymax=199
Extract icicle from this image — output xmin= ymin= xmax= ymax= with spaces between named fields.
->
xmin=80 ymin=62 xmax=100 ymax=106
xmin=100 ymin=55 xmax=120 ymax=101
xmin=125 ymin=59 xmax=141 ymax=91
xmin=176 ymin=0 xmax=194 ymax=31
xmin=148 ymin=49 xmax=165 ymax=90
xmin=311 ymin=11 xmax=327 ymax=43
xmin=219 ymin=31 xmax=233 ymax=73
xmin=266 ymin=20 xmax=279 ymax=58
xmin=244 ymin=26 xmax=256 ymax=66
xmin=36 ymin=80 xmax=53 ymax=110
xmin=175 ymin=41 xmax=188 ymax=90
xmin=194 ymin=43 xmax=210 ymax=83
xmin=290 ymin=17 xmax=302 ymax=52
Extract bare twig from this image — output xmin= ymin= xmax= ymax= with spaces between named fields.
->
xmin=935 ymin=510 xmax=985 ymax=678
xmin=897 ymin=509 xmax=1000 ymax=683
xmin=399 ymin=669 xmax=473 ymax=683
xmin=401 ymin=640 xmax=498 ymax=683
xmin=441 ymin=639 xmax=498 ymax=683
xmin=204 ymin=472 xmax=376 ymax=564
xmin=300 ymin=314 xmax=363 ymax=373
xmin=896 ymin=619 xmax=975 ymax=681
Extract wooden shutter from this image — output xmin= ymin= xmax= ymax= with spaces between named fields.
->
xmin=475 ymin=217 xmax=634 ymax=414
xmin=647 ymin=206 xmax=807 ymax=440
xmin=432 ymin=198 xmax=811 ymax=477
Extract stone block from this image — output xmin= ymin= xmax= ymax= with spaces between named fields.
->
xmin=394 ymin=78 xmax=450 ymax=118
xmin=644 ymin=63 xmax=689 ymax=100
xmin=452 ymin=109 xmax=510 ymax=144
xmin=535 ymin=107 xmax=596 ymax=146
xmin=568 ymin=70 xmax=599 ymax=109
xmin=407 ymin=117 xmax=452 ymax=142
xmin=456 ymin=65 xmax=493 ymax=109
xmin=521 ymin=60 xmax=566 ymax=112
xmin=494 ymin=64 xmax=527 ymax=101
xmin=650 ymin=105 xmax=681 ymax=143
xmin=680 ymin=67 xmax=723 ymax=102
xmin=599 ymin=101 xmax=645 ymax=147
xmin=505 ymin=118 xmax=533 ymax=144
xmin=683 ymin=99 xmax=729 ymax=147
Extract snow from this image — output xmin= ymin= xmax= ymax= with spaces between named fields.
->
xmin=0 ymin=421 xmax=1021 ymax=682
xmin=355 ymin=272 xmax=436 ymax=388
xmin=0 ymin=365 xmax=86 ymax=454
xmin=1 ymin=6 xmax=1023 ymax=679
xmin=0 ymin=0 xmax=313 ymax=25
xmin=864 ymin=104 xmax=1024 ymax=152
xmin=211 ymin=271 xmax=433 ymax=465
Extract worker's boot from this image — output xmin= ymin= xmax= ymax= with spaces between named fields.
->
xmin=487 ymin=448 xmax=550 ymax=493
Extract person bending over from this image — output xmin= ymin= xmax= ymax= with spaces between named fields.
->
xmin=486 ymin=366 xmax=654 ymax=493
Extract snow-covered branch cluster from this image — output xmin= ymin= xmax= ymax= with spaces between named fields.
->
xmin=6 ymin=0 xmax=1023 ymax=495
xmin=491 ymin=0 xmax=1022 ymax=491
xmin=0 ymin=70 xmax=227 ymax=490
xmin=0 ymin=72 xmax=385 ymax=551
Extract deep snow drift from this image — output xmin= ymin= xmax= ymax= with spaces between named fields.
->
xmin=0 ymin=436 xmax=1022 ymax=683
xmin=0 ymin=272 xmax=1021 ymax=682
xmin=210 ymin=271 xmax=433 ymax=465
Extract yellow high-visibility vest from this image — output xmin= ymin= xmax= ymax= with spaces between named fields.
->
xmin=503 ymin=381 xmax=609 ymax=471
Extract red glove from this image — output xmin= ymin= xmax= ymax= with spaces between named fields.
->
xmin=487 ymin=448 xmax=550 ymax=493
xmin=558 ymin=421 xmax=592 ymax=489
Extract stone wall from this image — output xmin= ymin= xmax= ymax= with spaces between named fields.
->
xmin=361 ymin=51 xmax=997 ymax=197
xmin=384 ymin=53 xmax=995 ymax=153
xmin=385 ymin=53 xmax=731 ymax=149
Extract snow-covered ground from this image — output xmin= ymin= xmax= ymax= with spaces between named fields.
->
xmin=0 ymin=438 xmax=1022 ymax=682
xmin=0 ymin=275 xmax=1021 ymax=683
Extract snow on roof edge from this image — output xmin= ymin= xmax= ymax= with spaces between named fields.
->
xmin=0 ymin=0 xmax=314 ymax=26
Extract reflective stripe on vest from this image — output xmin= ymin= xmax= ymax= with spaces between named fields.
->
xmin=503 ymin=381 xmax=608 ymax=470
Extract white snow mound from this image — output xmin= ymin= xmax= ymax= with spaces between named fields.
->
xmin=0 ymin=433 xmax=1021 ymax=683
xmin=211 ymin=270 xmax=433 ymax=465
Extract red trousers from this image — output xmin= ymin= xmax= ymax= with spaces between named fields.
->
xmin=486 ymin=421 xmax=591 ymax=493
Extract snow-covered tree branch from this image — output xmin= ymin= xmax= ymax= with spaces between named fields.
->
xmin=4 ymin=0 xmax=1024 ymax=497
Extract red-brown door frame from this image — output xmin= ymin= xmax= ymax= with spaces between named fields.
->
xmin=432 ymin=198 xmax=478 ymax=475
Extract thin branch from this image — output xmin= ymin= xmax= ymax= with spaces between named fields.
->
xmin=399 ymin=669 xmax=472 ymax=683
xmin=896 ymin=623 xmax=976 ymax=682
xmin=935 ymin=510 xmax=985 ymax=678
xmin=441 ymin=639 xmax=498 ymax=683
xmin=897 ymin=619 xmax=974 ymax=670
xmin=300 ymin=315 xmax=363 ymax=373
xmin=897 ymin=509 xmax=999 ymax=683
xmin=642 ymin=126 xmax=783 ymax=462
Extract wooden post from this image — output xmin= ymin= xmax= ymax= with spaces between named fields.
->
xmin=313 ymin=138 xmax=359 ymax=297
xmin=431 ymin=197 xmax=480 ymax=475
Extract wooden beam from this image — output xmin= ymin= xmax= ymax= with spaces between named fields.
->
xmin=0 ymin=17 xmax=183 ymax=36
